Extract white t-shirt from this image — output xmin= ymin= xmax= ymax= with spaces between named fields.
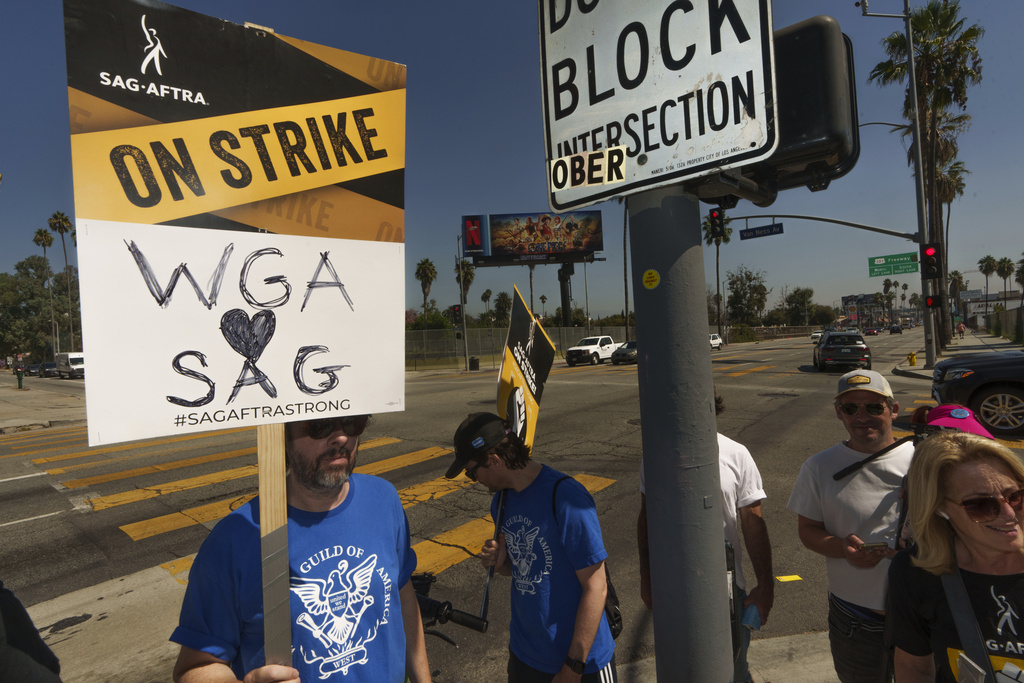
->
xmin=639 ymin=433 xmax=766 ymax=590
xmin=787 ymin=440 xmax=914 ymax=610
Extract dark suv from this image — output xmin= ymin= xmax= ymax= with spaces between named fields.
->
xmin=932 ymin=350 xmax=1024 ymax=437
xmin=813 ymin=332 xmax=871 ymax=371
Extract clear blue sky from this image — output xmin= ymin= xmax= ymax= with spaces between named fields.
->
xmin=1 ymin=1 xmax=1019 ymax=321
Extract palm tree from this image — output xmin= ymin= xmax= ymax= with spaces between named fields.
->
xmin=936 ymin=158 xmax=969 ymax=275
xmin=539 ymin=294 xmax=548 ymax=317
xmin=996 ymin=257 xmax=1015 ymax=308
xmin=454 ymin=259 xmax=475 ymax=305
xmin=493 ymin=291 xmax=513 ymax=325
xmin=978 ymin=255 xmax=996 ymax=318
xmin=48 ymin=211 xmax=76 ymax=352
xmin=909 ymin=292 xmax=922 ymax=320
xmin=1016 ymin=261 xmax=1024 ymax=306
xmin=414 ymin=258 xmax=436 ymax=314
xmin=948 ymin=270 xmax=965 ymax=315
xmin=869 ymin=1 xmax=984 ymax=343
xmin=481 ymin=289 xmax=492 ymax=321
xmin=701 ymin=212 xmax=732 ymax=337
xmin=33 ymin=228 xmax=57 ymax=358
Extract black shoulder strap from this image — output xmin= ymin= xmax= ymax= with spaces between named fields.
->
xmin=940 ymin=569 xmax=998 ymax=682
xmin=552 ymin=475 xmax=573 ymax=525
xmin=832 ymin=435 xmax=914 ymax=481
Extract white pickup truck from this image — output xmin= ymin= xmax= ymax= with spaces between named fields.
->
xmin=565 ymin=336 xmax=619 ymax=366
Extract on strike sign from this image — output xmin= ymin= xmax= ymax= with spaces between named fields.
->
xmin=539 ymin=0 xmax=777 ymax=211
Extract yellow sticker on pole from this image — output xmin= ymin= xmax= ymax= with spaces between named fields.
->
xmin=642 ymin=269 xmax=660 ymax=290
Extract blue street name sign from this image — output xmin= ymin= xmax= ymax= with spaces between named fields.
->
xmin=739 ymin=223 xmax=783 ymax=240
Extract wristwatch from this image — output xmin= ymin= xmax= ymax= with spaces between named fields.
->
xmin=564 ymin=656 xmax=586 ymax=674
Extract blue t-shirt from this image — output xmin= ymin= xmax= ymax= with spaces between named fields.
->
xmin=171 ymin=474 xmax=417 ymax=682
xmin=491 ymin=464 xmax=615 ymax=674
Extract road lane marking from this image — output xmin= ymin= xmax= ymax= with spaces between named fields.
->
xmin=0 ymin=472 xmax=47 ymax=483
xmin=398 ymin=475 xmax=474 ymax=509
xmin=412 ymin=474 xmax=615 ymax=576
xmin=0 ymin=510 xmax=64 ymax=528
xmin=0 ymin=426 xmax=86 ymax=445
xmin=90 ymin=466 xmax=258 ymax=511
xmin=116 ymin=443 xmax=446 ymax=539
xmin=58 ymin=447 xmax=258 ymax=489
xmin=722 ymin=365 xmax=775 ymax=377
xmin=29 ymin=427 xmax=255 ymax=463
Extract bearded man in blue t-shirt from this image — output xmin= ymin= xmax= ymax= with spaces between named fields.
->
xmin=446 ymin=412 xmax=617 ymax=682
xmin=171 ymin=415 xmax=431 ymax=683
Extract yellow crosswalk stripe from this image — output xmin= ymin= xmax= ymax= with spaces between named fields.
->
xmin=91 ymin=466 xmax=258 ymax=511
xmin=115 ymin=441 xmax=441 ymax=539
xmin=412 ymin=473 xmax=616 ymax=575
xmin=58 ymin=448 xmax=257 ymax=488
xmin=723 ymin=365 xmax=775 ymax=377
xmin=30 ymin=427 xmax=254 ymax=463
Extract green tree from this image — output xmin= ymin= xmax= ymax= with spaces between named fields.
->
xmin=48 ymin=211 xmax=77 ymax=351
xmin=553 ymin=306 xmax=587 ymax=327
xmin=726 ymin=266 xmax=770 ymax=326
xmin=783 ymin=287 xmax=815 ymax=326
xmin=454 ymin=258 xmax=475 ymax=305
xmin=493 ymin=291 xmax=513 ymax=325
xmin=33 ymin=227 xmax=56 ymax=359
xmin=481 ymin=288 xmax=492 ymax=317
xmin=539 ymin=294 xmax=547 ymax=317
xmin=948 ymin=270 xmax=965 ymax=314
xmin=978 ymin=255 xmax=997 ymax=318
xmin=414 ymin=258 xmax=437 ymax=314
xmin=996 ymin=257 xmax=1015 ymax=306
xmin=702 ymin=213 xmax=732 ymax=337
xmin=1015 ymin=259 xmax=1024 ymax=306
xmin=869 ymin=0 xmax=984 ymax=344
xmin=936 ymin=157 xmax=969 ymax=275
xmin=0 ymin=256 xmax=54 ymax=360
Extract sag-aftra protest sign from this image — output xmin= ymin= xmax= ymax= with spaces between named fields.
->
xmin=64 ymin=0 xmax=406 ymax=445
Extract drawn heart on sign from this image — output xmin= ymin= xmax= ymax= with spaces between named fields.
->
xmin=220 ymin=309 xmax=276 ymax=361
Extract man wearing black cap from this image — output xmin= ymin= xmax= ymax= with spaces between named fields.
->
xmin=446 ymin=413 xmax=617 ymax=682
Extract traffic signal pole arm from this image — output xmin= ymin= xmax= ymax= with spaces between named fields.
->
xmin=727 ymin=213 xmax=919 ymax=242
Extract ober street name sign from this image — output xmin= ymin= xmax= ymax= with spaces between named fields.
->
xmin=539 ymin=0 xmax=777 ymax=211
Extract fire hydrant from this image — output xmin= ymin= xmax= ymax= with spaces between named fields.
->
xmin=907 ymin=351 xmax=918 ymax=367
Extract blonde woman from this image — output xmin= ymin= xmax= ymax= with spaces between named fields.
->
xmin=888 ymin=431 xmax=1024 ymax=682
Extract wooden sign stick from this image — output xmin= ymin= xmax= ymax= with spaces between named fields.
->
xmin=257 ymin=423 xmax=292 ymax=667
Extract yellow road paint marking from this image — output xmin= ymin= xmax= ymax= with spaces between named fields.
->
xmin=90 ymin=466 xmax=257 ymax=511
xmin=412 ymin=473 xmax=616 ymax=576
xmin=57 ymin=448 xmax=257 ymax=487
xmin=161 ymin=556 xmax=196 ymax=585
xmin=777 ymin=575 xmax=802 ymax=582
xmin=357 ymin=446 xmax=451 ymax=476
xmin=31 ymin=427 xmax=254 ymax=464
xmin=122 ymin=494 xmax=257 ymax=541
xmin=724 ymin=365 xmax=775 ymax=377
xmin=399 ymin=475 xmax=473 ymax=509
xmin=119 ymin=452 xmax=456 ymax=541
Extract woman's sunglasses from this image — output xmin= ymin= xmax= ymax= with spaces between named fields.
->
xmin=305 ymin=415 xmax=369 ymax=440
xmin=838 ymin=402 xmax=887 ymax=416
xmin=947 ymin=488 xmax=1024 ymax=523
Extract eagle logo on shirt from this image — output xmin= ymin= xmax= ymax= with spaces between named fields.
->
xmin=291 ymin=554 xmax=380 ymax=679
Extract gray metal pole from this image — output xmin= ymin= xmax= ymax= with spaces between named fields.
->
xmin=629 ymin=185 xmax=731 ymax=681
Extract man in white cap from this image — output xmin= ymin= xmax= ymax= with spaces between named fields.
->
xmin=787 ymin=370 xmax=914 ymax=683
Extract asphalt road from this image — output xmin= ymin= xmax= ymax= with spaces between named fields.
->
xmin=4 ymin=328 xmax=1016 ymax=681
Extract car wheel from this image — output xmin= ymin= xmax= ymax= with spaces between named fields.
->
xmin=612 ymin=359 xmax=619 ymax=365
xmin=567 ymin=360 xmax=575 ymax=367
xmin=865 ymin=361 xmax=872 ymax=370
xmin=973 ymin=385 xmax=1024 ymax=436
xmin=590 ymin=353 xmax=599 ymax=365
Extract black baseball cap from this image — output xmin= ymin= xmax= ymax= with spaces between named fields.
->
xmin=446 ymin=412 xmax=510 ymax=479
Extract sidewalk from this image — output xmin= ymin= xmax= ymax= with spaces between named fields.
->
xmin=25 ymin=554 xmax=838 ymax=683
xmin=891 ymin=328 xmax=1018 ymax=380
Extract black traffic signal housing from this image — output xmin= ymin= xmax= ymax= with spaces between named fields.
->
xmin=452 ymin=304 xmax=462 ymax=324
xmin=924 ymin=294 xmax=941 ymax=309
xmin=920 ymin=243 xmax=942 ymax=280
xmin=708 ymin=207 xmax=726 ymax=237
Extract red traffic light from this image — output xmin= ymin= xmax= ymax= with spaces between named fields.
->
xmin=923 ymin=246 xmax=937 ymax=257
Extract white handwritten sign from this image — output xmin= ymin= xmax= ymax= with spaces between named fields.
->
xmin=78 ymin=219 xmax=404 ymax=445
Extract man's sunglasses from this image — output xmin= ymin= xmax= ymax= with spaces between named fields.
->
xmin=305 ymin=415 xmax=369 ymax=439
xmin=947 ymin=488 xmax=1024 ymax=523
xmin=838 ymin=402 xmax=887 ymax=416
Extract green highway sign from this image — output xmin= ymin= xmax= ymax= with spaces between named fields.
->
xmin=868 ymin=252 xmax=919 ymax=277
